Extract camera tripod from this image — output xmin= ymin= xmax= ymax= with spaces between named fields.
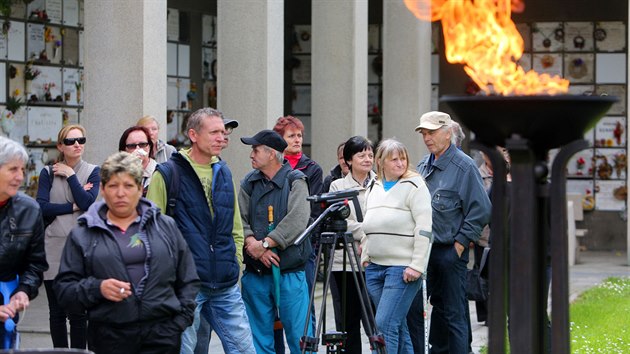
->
xmin=296 ymin=199 xmax=386 ymax=354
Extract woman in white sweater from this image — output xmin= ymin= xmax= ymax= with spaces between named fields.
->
xmin=328 ymin=136 xmax=375 ymax=354
xmin=361 ymin=138 xmax=432 ymax=354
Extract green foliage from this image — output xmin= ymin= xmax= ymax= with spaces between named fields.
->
xmin=570 ymin=277 xmax=630 ymax=353
xmin=5 ymin=95 xmax=23 ymax=114
xmin=0 ymin=0 xmax=11 ymax=18
xmin=479 ymin=277 xmax=630 ymax=353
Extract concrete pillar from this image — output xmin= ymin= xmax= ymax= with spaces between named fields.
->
xmin=311 ymin=0 xmax=368 ymax=173
xmin=83 ymin=0 xmax=166 ymax=165
xmin=382 ymin=0 xmax=432 ymax=166
xmin=217 ymin=0 xmax=284 ymax=181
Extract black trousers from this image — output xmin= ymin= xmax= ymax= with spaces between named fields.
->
xmin=87 ymin=318 xmax=182 ymax=354
xmin=44 ymin=280 xmax=87 ymax=349
xmin=330 ymin=271 xmax=369 ymax=354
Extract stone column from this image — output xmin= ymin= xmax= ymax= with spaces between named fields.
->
xmin=382 ymin=0 xmax=432 ymax=165
xmin=310 ymin=0 xmax=368 ymax=172
xmin=82 ymin=0 xmax=166 ymax=165
xmin=217 ymin=0 xmax=284 ymax=181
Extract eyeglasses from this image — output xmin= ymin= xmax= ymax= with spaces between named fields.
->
xmin=63 ymin=137 xmax=86 ymax=146
xmin=125 ymin=142 xmax=150 ymax=150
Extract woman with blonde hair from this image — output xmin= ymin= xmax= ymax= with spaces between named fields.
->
xmin=36 ymin=124 xmax=100 ymax=349
xmin=136 ymin=115 xmax=177 ymax=163
xmin=361 ymin=138 xmax=432 ymax=354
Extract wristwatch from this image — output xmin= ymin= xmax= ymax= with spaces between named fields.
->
xmin=262 ymin=239 xmax=270 ymax=249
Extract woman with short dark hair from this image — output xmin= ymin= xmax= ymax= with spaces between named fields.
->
xmin=328 ymin=135 xmax=375 ymax=354
xmin=119 ymin=126 xmax=156 ymax=196
xmin=54 ymin=152 xmax=199 ymax=354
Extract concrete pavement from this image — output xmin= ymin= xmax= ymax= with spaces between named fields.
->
xmin=14 ymin=251 xmax=629 ymax=353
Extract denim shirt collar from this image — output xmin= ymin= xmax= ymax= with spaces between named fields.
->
xmin=429 ymin=143 xmax=456 ymax=172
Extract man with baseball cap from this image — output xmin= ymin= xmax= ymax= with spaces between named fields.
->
xmin=238 ymin=129 xmax=313 ymax=353
xmin=409 ymin=111 xmax=491 ymax=354
xmin=222 ymin=118 xmax=239 ymax=149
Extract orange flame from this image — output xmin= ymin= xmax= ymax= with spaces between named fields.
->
xmin=404 ymin=0 xmax=569 ymax=95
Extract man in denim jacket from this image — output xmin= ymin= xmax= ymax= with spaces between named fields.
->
xmin=412 ymin=111 xmax=491 ymax=354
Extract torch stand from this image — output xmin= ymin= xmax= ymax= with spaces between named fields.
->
xmin=443 ymin=95 xmax=616 ymax=354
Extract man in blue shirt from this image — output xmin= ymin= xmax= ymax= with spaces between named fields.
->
xmin=411 ymin=111 xmax=491 ymax=353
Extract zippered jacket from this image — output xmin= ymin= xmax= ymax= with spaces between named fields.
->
xmin=54 ymin=199 xmax=199 ymax=330
xmin=0 ymin=193 xmax=48 ymax=299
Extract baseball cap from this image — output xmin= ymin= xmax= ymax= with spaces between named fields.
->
xmin=223 ymin=118 xmax=239 ymax=129
xmin=415 ymin=111 xmax=452 ymax=131
xmin=240 ymin=129 xmax=288 ymax=153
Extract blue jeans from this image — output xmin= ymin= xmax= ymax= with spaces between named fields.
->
xmin=365 ymin=264 xmax=420 ymax=354
xmin=241 ymin=270 xmax=312 ymax=354
xmin=425 ymin=244 xmax=469 ymax=354
xmin=180 ymin=284 xmax=255 ymax=354
xmin=193 ymin=316 xmax=210 ymax=354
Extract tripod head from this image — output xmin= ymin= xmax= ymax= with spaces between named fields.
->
xmin=293 ymin=189 xmax=362 ymax=246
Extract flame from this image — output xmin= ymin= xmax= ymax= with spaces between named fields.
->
xmin=404 ymin=0 xmax=569 ymax=95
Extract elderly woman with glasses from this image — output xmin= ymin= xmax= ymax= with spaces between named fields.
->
xmin=0 ymin=137 xmax=48 ymax=348
xmin=54 ymin=152 xmax=199 ymax=354
xmin=119 ymin=126 xmax=156 ymax=196
xmin=35 ymin=124 xmax=99 ymax=349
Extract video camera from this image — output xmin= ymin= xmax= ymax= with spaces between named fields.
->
xmin=307 ymin=189 xmax=363 ymax=222
xmin=294 ymin=189 xmax=362 ymax=246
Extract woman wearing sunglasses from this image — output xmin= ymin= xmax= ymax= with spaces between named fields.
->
xmin=36 ymin=124 xmax=100 ymax=349
xmin=118 ymin=126 xmax=155 ymax=196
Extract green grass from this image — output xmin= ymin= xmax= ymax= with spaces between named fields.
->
xmin=479 ymin=277 xmax=630 ymax=354
xmin=570 ymin=277 xmax=630 ymax=353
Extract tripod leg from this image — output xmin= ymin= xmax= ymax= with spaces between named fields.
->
xmin=343 ymin=233 xmax=386 ymax=353
xmin=301 ymin=233 xmax=341 ymax=354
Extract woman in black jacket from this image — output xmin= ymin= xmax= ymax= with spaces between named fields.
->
xmin=0 ymin=137 xmax=48 ymax=349
xmin=54 ymin=152 xmax=200 ymax=354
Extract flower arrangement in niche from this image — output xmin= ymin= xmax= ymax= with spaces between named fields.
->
xmin=75 ymin=81 xmax=82 ymax=104
xmin=576 ymin=157 xmax=586 ymax=175
xmin=53 ymin=39 xmax=62 ymax=58
xmin=6 ymin=95 xmax=23 ymax=115
xmin=1 ymin=89 xmax=22 ymax=136
xmin=0 ymin=0 xmax=13 ymax=35
xmin=43 ymin=82 xmax=56 ymax=101
xmin=24 ymin=62 xmax=41 ymax=80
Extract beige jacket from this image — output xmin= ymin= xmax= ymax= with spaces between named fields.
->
xmin=328 ymin=171 xmax=375 ymax=272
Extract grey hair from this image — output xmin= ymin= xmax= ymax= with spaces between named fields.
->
xmin=186 ymin=107 xmax=224 ymax=137
xmin=450 ymin=121 xmax=466 ymax=147
xmin=100 ymin=152 xmax=143 ymax=187
xmin=0 ymin=137 xmax=28 ymax=167
xmin=262 ymin=145 xmax=284 ymax=164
